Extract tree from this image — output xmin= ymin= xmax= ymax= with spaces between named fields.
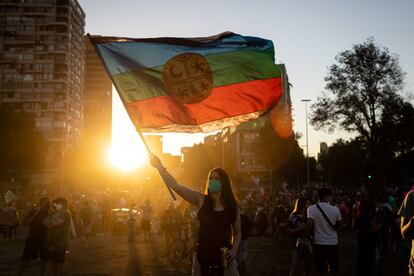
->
xmin=258 ymin=117 xmax=307 ymax=187
xmin=379 ymin=98 xmax=414 ymax=156
xmin=311 ymin=38 xmax=406 ymax=160
xmin=318 ymin=139 xmax=365 ymax=187
xmin=0 ymin=104 xmax=46 ymax=172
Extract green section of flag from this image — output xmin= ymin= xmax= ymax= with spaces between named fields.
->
xmin=113 ymin=49 xmax=280 ymax=103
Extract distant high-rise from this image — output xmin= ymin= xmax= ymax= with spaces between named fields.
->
xmin=317 ymin=142 xmax=328 ymax=162
xmin=320 ymin=142 xmax=328 ymax=154
xmin=144 ymin=135 xmax=163 ymax=157
xmin=0 ymin=0 xmax=85 ymax=168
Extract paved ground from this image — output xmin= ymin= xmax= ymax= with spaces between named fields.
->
xmin=1 ymin=231 xmax=187 ymax=276
xmin=0 ymin=226 xmax=405 ymax=275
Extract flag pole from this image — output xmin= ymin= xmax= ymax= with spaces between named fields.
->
xmin=87 ymin=34 xmax=176 ymax=201
xmin=136 ymin=129 xmax=177 ymax=201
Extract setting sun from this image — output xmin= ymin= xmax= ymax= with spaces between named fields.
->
xmin=109 ymin=87 xmax=215 ymax=167
xmin=109 ymin=89 xmax=148 ymax=170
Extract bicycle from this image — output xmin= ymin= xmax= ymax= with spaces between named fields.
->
xmin=168 ymin=225 xmax=195 ymax=270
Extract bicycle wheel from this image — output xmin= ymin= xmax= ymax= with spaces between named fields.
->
xmin=168 ymin=239 xmax=186 ymax=264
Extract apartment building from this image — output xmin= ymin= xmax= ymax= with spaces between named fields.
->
xmin=0 ymin=0 xmax=85 ymax=168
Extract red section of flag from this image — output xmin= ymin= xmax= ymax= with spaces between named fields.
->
xmin=126 ymin=78 xmax=282 ymax=130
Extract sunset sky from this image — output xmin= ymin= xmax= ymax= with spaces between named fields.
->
xmin=80 ymin=0 xmax=414 ymax=161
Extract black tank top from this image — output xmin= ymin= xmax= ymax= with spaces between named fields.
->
xmin=196 ymin=196 xmax=233 ymax=264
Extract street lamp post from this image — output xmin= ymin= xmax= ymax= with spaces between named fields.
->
xmin=301 ymin=99 xmax=311 ymax=186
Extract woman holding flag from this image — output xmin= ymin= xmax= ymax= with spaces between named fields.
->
xmin=90 ymin=31 xmax=283 ymax=275
xmin=150 ymin=154 xmax=241 ymax=276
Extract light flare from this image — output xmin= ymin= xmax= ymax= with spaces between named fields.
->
xmin=109 ymin=88 xmax=147 ymax=170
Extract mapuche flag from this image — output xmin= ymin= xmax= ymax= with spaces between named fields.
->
xmin=89 ymin=32 xmax=283 ymax=132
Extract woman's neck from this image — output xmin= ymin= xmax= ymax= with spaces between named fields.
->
xmin=212 ymin=196 xmax=224 ymax=211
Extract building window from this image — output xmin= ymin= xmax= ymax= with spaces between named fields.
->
xmin=3 ymin=64 xmax=14 ymax=69
xmin=3 ymin=73 xmax=13 ymax=80
xmin=23 ymin=74 xmax=33 ymax=81
xmin=35 ymin=45 xmax=45 ymax=51
xmin=23 ymin=54 xmax=34 ymax=61
xmin=6 ymin=16 xmax=20 ymax=23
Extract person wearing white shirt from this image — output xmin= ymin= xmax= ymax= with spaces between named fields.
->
xmin=399 ymin=191 xmax=414 ymax=276
xmin=307 ymin=188 xmax=342 ymax=276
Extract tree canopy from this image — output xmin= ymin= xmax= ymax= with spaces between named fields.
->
xmin=318 ymin=139 xmax=365 ymax=187
xmin=258 ymin=118 xmax=308 ymax=187
xmin=310 ymin=38 xmax=412 ymax=159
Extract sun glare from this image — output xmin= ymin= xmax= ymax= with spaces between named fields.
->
xmin=109 ymin=88 xmax=148 ymax=170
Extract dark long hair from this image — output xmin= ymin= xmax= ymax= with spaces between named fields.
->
xmin=204 ymin=167 xmax=240 ymax=221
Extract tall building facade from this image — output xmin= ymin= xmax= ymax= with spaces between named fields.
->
xmin=83 ymin=38 xmax=111 ymax=150
xmin=229 ymin=119 xmax=271 ymax=188
xmin=317 ymin=142 xmax=328 ymax=161
xmin=0 ymin=0 xmax=85 ymax=168
xmin=320 ymin=142 xmax=328 ymax=154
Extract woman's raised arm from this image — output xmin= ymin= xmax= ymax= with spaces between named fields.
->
xmin=150 ymin=154 xmax=204 ymax=207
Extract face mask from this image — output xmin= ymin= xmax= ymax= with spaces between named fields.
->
xmin=55 ymin=204 xmax=63 ymax=210
xmin=208 ymin=179 xmax=221 ymax=193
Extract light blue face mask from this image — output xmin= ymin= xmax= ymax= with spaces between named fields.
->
xmin=208 ymin=179 xmax=221 ymax=193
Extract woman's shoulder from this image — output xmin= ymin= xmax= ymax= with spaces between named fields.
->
xmin=195 ymin=194 xmax=207 ymax=209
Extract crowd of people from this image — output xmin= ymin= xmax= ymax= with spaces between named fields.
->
xmin=245 ymin=182 xmax=410 ymax=276
xmin=0 ymin=195 xmax=73 ymax=276
xmin=1 ymin=164 xmax=414 ymax=275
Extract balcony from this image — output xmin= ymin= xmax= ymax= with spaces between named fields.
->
xmin=50 ymin=17 xmax=69 ymax=25
xmin=4 ymin=39 xmax=35 ymax=45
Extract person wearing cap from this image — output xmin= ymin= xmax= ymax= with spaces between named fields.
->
xmin=43 ymin=197 xmax=72 ymax=276
xmin=306 ymin=188 xmax=342 ymax=276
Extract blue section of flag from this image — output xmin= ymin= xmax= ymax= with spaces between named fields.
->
xmin=94 ymin=33 xmax=274 ymax=75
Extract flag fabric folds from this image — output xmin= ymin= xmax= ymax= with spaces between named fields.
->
xmin=89 ymin=32 xmax=283 ymax=132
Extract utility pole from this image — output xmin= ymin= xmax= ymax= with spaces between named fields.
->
xmin=301 ymin=99 xmax=311 ymax=186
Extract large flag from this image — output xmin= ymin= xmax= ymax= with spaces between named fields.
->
xmin=89 ymin=32 xmax=283 ymax=132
